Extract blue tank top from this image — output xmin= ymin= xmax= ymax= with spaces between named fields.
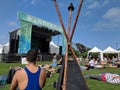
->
xmin=24 ymin=67 xmax=42 ymax=90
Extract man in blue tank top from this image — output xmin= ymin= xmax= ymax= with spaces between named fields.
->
xmin=10 ymin=50 xmax=47 ymax=90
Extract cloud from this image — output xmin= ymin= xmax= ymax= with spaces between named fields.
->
xmin=23 ymin=0 xmax=40 ymax=5
xmin=85 ymin=11 xmax=92 ymax=16
xmin=102 ymin=0 xmax=109 ymax=7
xmin=103 ymin=7 xmax=120 ymax=20
xmin=93 ymin=20 xmax=119 ymax=31
xmin=23 ymin=0 xmax=28 ymax=2
xmin=88 ymin=1 xmax=100 ymax=9
xmin=7 ymin=21 xmax=17 ymax=27
xmin=87 ymin=0 xmax=109 ymax=9
xmin=58 ymin=2 xmax=66 ymax=8
xmin=30 ymin=0 xmax=37 ymax=5
xmin=93 ymin=7 xmax=120 ymax=31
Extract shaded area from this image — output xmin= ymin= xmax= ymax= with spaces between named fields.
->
xmin=57 ymin=60 xmax=89 ymax=90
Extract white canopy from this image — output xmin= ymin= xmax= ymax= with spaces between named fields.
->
xmin=50 ymin=41 xmax=59 ymax=48
xmin=3 ymin=42 xmax=9 ymax=54
xmin=50 ymin=41 xmax=59 ymax=54
xmin=87 ymin=46 xmax=103 ymax=61
xmin=0 ymin=45 xmax=3 ymax=54
xmin=88 ymin=46 xmax=102 ymax=53
xmin=118 ymin=50 xmax=120 ymax=60
xmin=103 ymin=46 xmax=118 ymax=53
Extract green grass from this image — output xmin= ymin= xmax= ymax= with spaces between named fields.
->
xmin=83 ymin=68 xmax=120 ymax=90
xmin=0 ymin=62 xmax=120 ymax=90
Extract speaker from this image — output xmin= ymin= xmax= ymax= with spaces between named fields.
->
xmin=59 ymin=46 xmax=62 ymax=55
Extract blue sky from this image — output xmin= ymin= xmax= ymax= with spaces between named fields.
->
xmin=0 ymin=0 xmax=120 ymax=50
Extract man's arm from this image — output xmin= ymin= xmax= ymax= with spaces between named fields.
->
xmin=40 ymin=69 xmax=47 ymax=87
xmin=10 ymin=72 xmax=18 ymax=90
xmin=112 ymin=75 xmax=120 ymax=79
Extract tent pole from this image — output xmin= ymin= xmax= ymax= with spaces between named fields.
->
xmin=53 ymin=0 xmax=77 ymax=61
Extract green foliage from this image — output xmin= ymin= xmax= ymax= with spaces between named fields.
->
xmin=80 ymin=52 xmax=88 ymax=58
xmin=68 ymin=47 xmax=80 ymax=57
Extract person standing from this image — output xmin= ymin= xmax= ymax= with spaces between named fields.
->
xmin=10 ymin=50 xmax=47 ymax=90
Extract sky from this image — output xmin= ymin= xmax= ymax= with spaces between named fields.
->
xmin=0 ymin=0 xmax=120 ymax=50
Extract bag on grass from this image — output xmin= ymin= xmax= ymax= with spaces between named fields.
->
xmin=6 ymin=68 xmax=16 ymax=84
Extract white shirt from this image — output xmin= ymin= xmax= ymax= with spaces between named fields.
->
xmin=89 ymin=60 xmax=95 ymax=67
xmin=105 ymin=73 xmax=120 ymax=84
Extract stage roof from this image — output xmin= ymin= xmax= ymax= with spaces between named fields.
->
xmin=32 ymin=25 xmax=61 ymax=38
xmin=18 ymin=11 xmax=63 ymax=34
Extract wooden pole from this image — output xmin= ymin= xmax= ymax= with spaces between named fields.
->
xmin=53 ymin=0 xmax=84 ymax=90
xmin=62 ymin=44 xmax=68 ymax=90
xmin=53 ymin=0 xmax=77 ymax=61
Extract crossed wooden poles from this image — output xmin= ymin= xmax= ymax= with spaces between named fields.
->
xmin=53 ymin=0 xmax=83 ymax=90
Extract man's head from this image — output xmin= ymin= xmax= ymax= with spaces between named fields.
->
xmin=27 ymin=50 xmax=37 ymax=62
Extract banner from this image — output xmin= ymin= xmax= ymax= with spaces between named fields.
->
xmin=18 ymin=21 xmax=32 ymax=53
xmin=18 ymin=11 xmax=63 ymax=33
xmin=62 ymin=34 xmax=67 ymax=55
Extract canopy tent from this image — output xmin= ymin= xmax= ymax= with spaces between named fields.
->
xmin=49 ymin=41 xmax=59 ymax=54
xmin=3 ymin=42 xmax=9 ymax=54
xmin=87 ymin=46 xmax=103 ymax=61
xmin=118 ymin=50 xmax=120 ymax=60
xmin=103 ymin=46 xmax=119 ymax=61
xmin=103 ymin=46 xmax=118 ymax=53
xmin=0 ymin=45 xmax=3 ymax=54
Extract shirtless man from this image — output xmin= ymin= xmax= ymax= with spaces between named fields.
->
xmin=10 ymin=50 xmax=47 ymax=90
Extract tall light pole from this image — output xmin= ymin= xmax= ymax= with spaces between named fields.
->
xmin=68 ymin=3 xmax=74 ymax=39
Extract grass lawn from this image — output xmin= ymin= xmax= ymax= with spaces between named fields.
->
xmin=0 ymin=62 xmax=120 ymax=90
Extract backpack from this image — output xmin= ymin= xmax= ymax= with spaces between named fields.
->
xmin=6 ymin=68 xmax=16 ymax=84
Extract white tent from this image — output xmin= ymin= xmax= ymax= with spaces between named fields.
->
xmin=0 ymin=45 xmax=3 ymax=54
xmin=3 ymin=42 xmax=9 ymax=54
xmin=103 ymin=46 xmax=119 ymax=61
xmin=118 ymin=50 xmax=120 ymax=60
xmin=87 ymin=46 xmax=103 ymax=61
xmin=0 ymin=45 xmax=3 ymax=62
xmin=49 ymin=41 xmax=59 ymax=54
xmin=103 ymin=46 xmax=118 ymax=53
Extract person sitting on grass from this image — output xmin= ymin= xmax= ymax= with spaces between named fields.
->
xmin=50 ymin=53 xmax=58 ymax=67
xmin=85 ymin=72 xmax=120 ymax=84
xmin=88 ymin=57 xmax=95 ymax=69
xmin=108 ymin=63 xmax=120 ymax=68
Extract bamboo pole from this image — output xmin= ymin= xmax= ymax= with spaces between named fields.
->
xmin=53 ymin=0 xmax=77 ymax=61
xmin=53 ymin=1 xmax=84 ymax=90
xmin=62 ymin=44 xmax=68 ymax=90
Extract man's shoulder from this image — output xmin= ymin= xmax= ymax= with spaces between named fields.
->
xmin=15 ymin=69 xmax=25 ymax=75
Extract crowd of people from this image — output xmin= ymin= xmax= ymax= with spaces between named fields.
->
xmin=83 ymin=56 xmax=120 ymax=70
xmin=8 ymin=50 xmax=63 ymax=90
xmin=80 ymin=56 xmax=120 ymax=84
xmin=1 ymin=49 xmax=120 ymax=90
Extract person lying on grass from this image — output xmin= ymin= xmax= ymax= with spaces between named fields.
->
xmin=85 ymin=72 xmax=120 ymax=84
